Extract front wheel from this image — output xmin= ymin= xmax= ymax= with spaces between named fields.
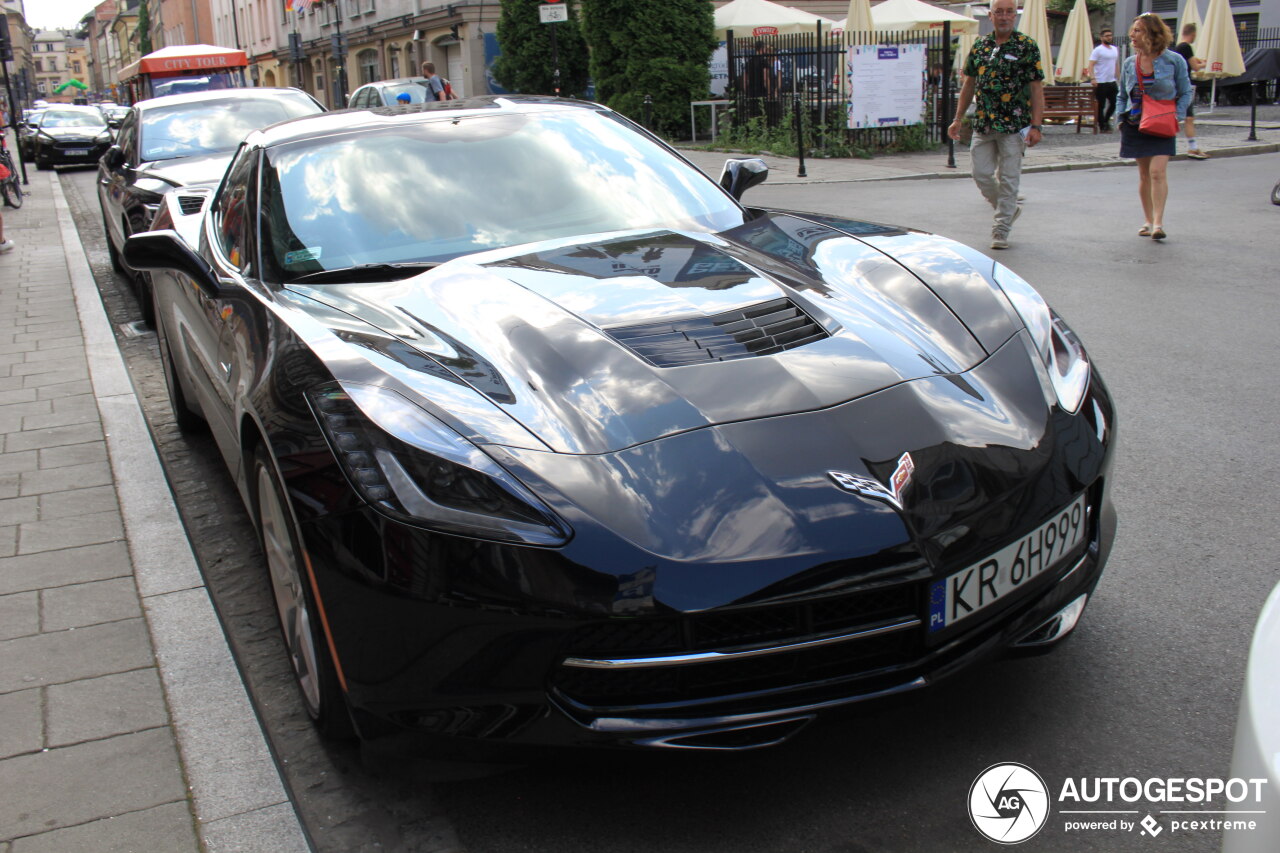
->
xmin=1272 ymin=179 xmax=1280 ymax=206
xmin=1 ymin=175 xmax=21 ymax=209
xmin=254 ymin=446 xmax=355 ymax=739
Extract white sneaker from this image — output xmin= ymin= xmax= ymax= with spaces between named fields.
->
xmin=0 ymin=239 xmax=15 ymax=254
xmin=991 ymin=233 xmax=1009 ymax=250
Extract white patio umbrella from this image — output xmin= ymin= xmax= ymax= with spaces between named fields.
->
xmin=1178 ymin=0 xmax=1203 ymax=44
xmin=1054 ymin=0 xmax=1093 ymax=82
xmin=870 ymin=0 xmax=978 ymax=34
xmin=1018 ymin=0 xmax=1053 ymax=83
xmin=954 ymin=6 xmax=979 ymax=76
xmin=714 ymin=0 xmax=829 ymax=40
xmin=845 ymin=0 xmax=875 ymax=45
xmin=1196 ymin=0 xmax=1246 ymax=109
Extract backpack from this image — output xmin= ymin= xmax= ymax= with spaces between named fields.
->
xmin=442 ymin=78 xmax=458 ymax=100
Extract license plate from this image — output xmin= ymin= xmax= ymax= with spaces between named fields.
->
xmin=66 ymin=149 xmax=89 ymax=157
xmin=928 ymin=495 xmax=1087 ymax=632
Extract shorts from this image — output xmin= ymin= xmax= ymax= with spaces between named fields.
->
xmin=1186 ymin=103 xmax=1195 ymax=118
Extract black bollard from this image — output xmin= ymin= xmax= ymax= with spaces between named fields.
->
xmin=643 ymin=95 xmax=653 ymax=131
xmin=794 ymin=94 xmax=807 ymax=178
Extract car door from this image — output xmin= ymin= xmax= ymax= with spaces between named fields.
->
xmin=177 ymin=147 xmax=261 ymax=470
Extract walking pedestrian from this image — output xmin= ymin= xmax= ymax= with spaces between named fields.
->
xmin=420 ymin=62 xmax=446 ymax=102
xmin=1086 ymin=28 xmax=1120 ymax=132
xmin=1117 ymin=13 xmax=1193 ymax=241
xmin=946 ymin=0 xmax=1045 ymax=250
xmin=1174 ymin=23 xmax=1210 ymax=159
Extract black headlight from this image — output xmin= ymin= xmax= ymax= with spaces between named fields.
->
xmin=307 ymin=383 xmax=571 ymax=547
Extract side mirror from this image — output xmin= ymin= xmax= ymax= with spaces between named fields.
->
xmin=124 ymin=230 xmax=222 ymax=298
xmin=719 ymin=158 xmax=769 ymax=200
xmin=102 ymin=145 xmax=125 ymax=170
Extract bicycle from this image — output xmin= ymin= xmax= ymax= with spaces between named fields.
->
xmin=1 ymin=130 xmax=23 ymax=209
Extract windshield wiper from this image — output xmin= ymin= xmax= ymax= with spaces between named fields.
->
xmin=284 ymin=262 xmax=439 ymax=285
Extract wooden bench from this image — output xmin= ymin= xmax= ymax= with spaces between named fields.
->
xmin=1042 ymin=85 xmax=1098 ymax=133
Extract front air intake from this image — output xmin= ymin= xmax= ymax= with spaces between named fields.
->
xmin=605 ymin=297 xmax=830 ymax=368
xmin=176 ymin=195 xmax=206 ymax=216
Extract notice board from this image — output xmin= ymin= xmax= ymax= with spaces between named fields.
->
xmin=846 ymin=44 xmax=926 ymax=129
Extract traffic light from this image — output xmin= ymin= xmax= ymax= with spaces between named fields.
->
xmin=289 ymin=32 xmax=304 ymax=62
xmin=449 ymin=24 xmax=460 ymax=40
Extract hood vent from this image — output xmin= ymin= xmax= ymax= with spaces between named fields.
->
xmin=606 ymin=298 xmax=830 ymax=368
xmin=177 ymin=194 xmax=207 ymax=216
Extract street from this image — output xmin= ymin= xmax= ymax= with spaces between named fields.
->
xmin=59 ymin=150 xmax=1280 ymax=853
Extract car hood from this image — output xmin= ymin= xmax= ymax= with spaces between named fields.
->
xmin=138 ymin=151 xmax=235 ymax=189
xmin=289 ymin=212 xmax=1019 ymax=455
xmin=41 ymin=126 xmax=109 ymax=140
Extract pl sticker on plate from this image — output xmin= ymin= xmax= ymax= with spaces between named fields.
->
xmin=284 ymin=247 xmax=322 ymax=265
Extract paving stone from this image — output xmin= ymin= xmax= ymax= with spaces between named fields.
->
xmin=35 ymin=381 xmax=92 ymax=400
xmin=19 ymin=509 xmax=122 ymax=555
xmin=9 ymin=801 xmax=199 ymax=853
xmin=20 ymin=396 xmax=99 ymax=432
xmin=0 ymin=537 xmax=129 ymax=596
xmin=0 ymin=591 xmax=38 ymax=641
xmin=0 ymin=618 xmax=153 ymax=694
xmin=0 ymin=689 xmax=42 ymax=760
xmin=0 ymin=497 xmax=38 ymax=527
xmin=0 ymin=452 xmax=38 ymax=475
xmin=36 ymin=441 xmax=106 ymax=470
xmin=18 ymin=461 xmax=112 ymax=497
xmin=45 ymin=668 xmax=167 ymax=747
xmin=8 ymin=357 xmax=85 ymax=379
xmin=0 ymin=729 xmax=188 ymax=840
xmin=0 ymin=527 xmax=14 ymax=558
xmin=3 ymin=423 xmax=102 ymax=453
xmin=37 ymin=485 xmax=117 ymax=522
xmin=22 ymin=368 xmax=90 ymax=390
xmin=0 ymin=475 xmax=17 ymax=500
xmin=0 ymin=389 xmax=37 ymax=406
xmin=41 ymin=577 xmax=140 ymax=633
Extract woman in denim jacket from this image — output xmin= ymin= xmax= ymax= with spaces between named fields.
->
xmin=1117 ymin=13 xmax=1193 ymax=240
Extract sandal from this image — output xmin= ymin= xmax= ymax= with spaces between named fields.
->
xmin=1138 ymin=224 xmax=1152 ymax=236
xmin=1151 ymin=227 xmax=1166 ymax=240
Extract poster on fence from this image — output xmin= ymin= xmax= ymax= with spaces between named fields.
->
xmin=846 ymin=43 xmax=926 ymax=129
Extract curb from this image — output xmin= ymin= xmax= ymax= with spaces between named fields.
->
xmin=53 ymin=171 xmax=311 ymax=853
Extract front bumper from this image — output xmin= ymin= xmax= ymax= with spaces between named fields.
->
xmin=37 ymin=141 xmax=110 ymax=166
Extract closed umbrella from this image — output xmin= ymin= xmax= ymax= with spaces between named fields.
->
xmin=1196 ymin=0 xmax=1246 ymax=110
xmin=1178 ymin=0 xmax=1202 ymax=45
xmin=845 ymin=0 xmax=874 ymax=45
xmin=1054 ymin=0 xmax=1093 ymax=83
xmin=954 ymin=6 xmax=978 ymax=76
xmin=1018 ymin=0 xmax=1053 ymax=86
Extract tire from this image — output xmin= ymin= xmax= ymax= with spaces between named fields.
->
xmin=1 ymin=176 xmax=21 ymax=210
xmin=253 ymin=445 xmax=355 ymax=740
xmin=154 ymin=308 xmax=207 ymax=434
xmin=1272 ymin=179 xmax=1280 ymax=206
xmin=34 ymin=156 xmax=46 ymax=171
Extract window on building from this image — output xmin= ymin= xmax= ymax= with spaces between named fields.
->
xmin=357 ymin=49 xmax=378 ymax=84
xmin=1151 ymin=0 xmax=1176 ymax=12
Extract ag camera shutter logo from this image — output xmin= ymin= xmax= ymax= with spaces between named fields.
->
xmin=969 ymin=763 xmax=1051 ymax=844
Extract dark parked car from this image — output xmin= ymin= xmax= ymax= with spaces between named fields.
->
xmin=125 ymin=96 xmax=1117 ymax=753
xmin=26 ymin=106 xmax=112 ymax=169
xmin=100 ymin=105 xmax=131 ymax=128
xmin=98 ymin=87 xmax=323 ymax=323
xmin=347 ymin=77 xmax=435 ymax=108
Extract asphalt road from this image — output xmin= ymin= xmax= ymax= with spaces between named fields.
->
xmin=62 ymin=152 xmax=1280 ymax=853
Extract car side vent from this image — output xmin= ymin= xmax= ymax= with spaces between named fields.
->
xmin=177 ymin=195 xmax=206 ymax=216
xmin=606 ymin=298 xmax=830 ymax=368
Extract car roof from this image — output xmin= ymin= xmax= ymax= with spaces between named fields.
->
xmin=359 ymin=77 xmax=430 ymax=88
xmin=245 ymin=95 xmax=608 ymax=149
xmin=132 ymin=87 xmax=319 ymax=112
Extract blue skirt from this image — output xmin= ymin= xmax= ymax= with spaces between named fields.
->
xmin=1119 ymin=117 xmax=1175 ymax=159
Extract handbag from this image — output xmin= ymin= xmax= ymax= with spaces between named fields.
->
xmin=1136 ymin=67 xmax=1179 ymax=138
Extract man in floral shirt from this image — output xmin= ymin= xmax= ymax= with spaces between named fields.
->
xmin=947 ymin=0 xmax=1045 ymax=249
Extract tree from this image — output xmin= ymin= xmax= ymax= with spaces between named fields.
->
xmin=136 ymin=0 xmax=152 ymax=56
xmin=492 ymin=0 xmax=590 ymax=97
xmin=579 ymin=0 xmax=717 ymax=137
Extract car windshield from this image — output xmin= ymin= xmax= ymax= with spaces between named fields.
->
xmin=40 ymin=110 xmax=107 ymax=129
xmin=260 ymin=109 xmax=746 ymax=280
xmin=151 ymin=71 xmax=239 ymax=97
xmin=381 ymin=82 xmax=432 ymax=104
xmin=140 ymin=93 xmax=320 ymax=162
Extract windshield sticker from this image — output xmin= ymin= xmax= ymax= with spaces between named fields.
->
xmin=284 ymin=247 xmax=323 ymax=265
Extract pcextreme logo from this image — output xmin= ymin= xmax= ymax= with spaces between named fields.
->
xmin=967 ymin=764 xmax=1271 ymax=845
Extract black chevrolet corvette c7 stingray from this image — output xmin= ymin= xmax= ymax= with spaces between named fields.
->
xmin=124 ymin=96 xmax=1117 ymax=753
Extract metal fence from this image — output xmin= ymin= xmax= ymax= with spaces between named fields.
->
xmin=724 ymin=26 xmax=953 ymax=153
